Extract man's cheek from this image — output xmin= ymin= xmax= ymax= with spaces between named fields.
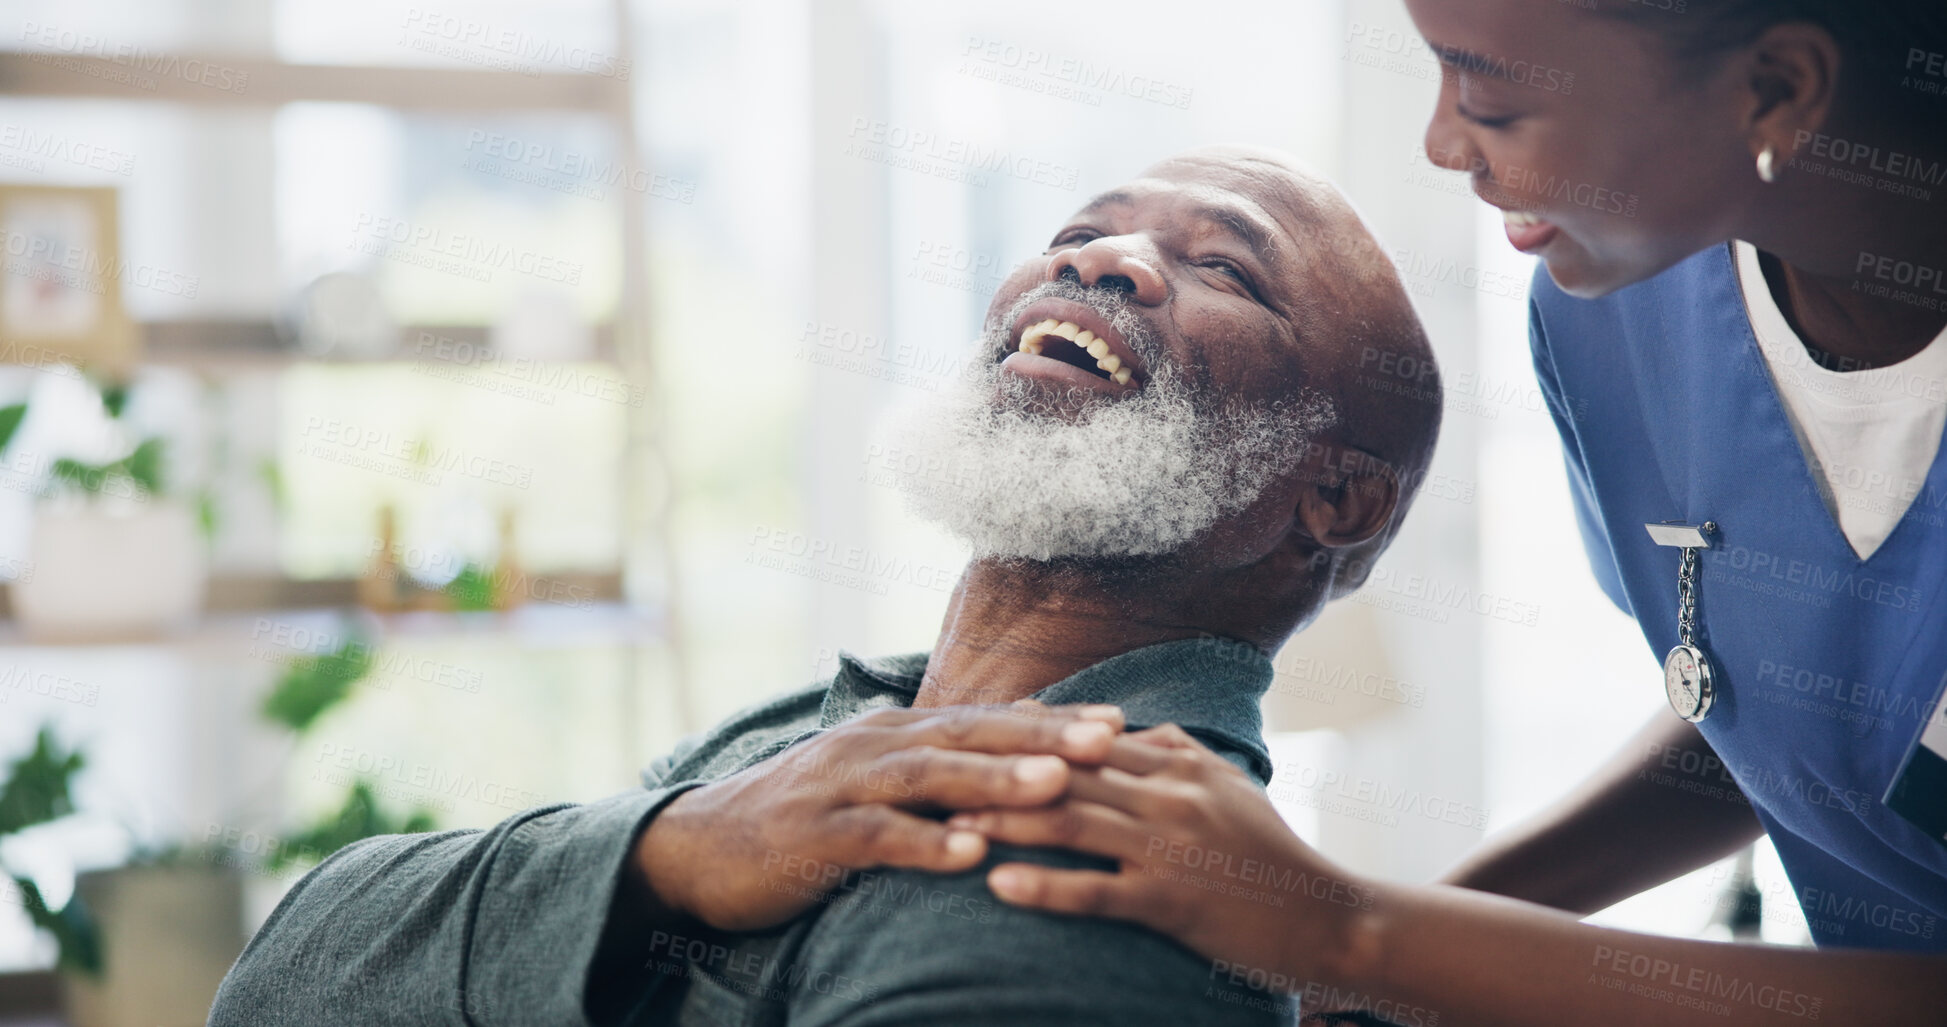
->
xmin=985 ymin=267 xmax=1046 ymax=327
xmin=1182 ymin=312 xmax=1300 ymax=396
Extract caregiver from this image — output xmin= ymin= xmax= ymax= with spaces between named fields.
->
xmin=949 ymin=2 xmax=1947 ymax=1023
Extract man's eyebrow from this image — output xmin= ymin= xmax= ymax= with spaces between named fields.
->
xmin=1190 ymin=202 xmax=1286 ymax=271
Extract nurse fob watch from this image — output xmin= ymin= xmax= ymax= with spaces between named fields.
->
xmin=1647 ymin=521 xmax=1719 ymax=722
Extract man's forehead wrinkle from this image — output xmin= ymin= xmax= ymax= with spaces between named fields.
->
xmin=1076 ymin=188 xmax=1138 ymax=217
xmin=1073 ymin=179 xmax=1298 ymax=278
xmin=1146 ymin=153 xmax=1335 ymax=225
xmin=1152 ymin=178 xmax=1298 ymax=258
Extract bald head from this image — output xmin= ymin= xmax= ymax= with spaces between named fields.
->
xmin=1139 ymin=146 xmax=1443 ymax=549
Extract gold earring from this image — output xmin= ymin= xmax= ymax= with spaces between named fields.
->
xmin=1756 ymin=144 xmax=1779 ymax=184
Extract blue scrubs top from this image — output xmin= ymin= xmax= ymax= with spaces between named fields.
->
xmin=1529 ymin=244 xmax=1947 ymax=951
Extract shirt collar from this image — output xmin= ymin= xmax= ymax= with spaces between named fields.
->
xmin=823 ymin=637 xmax=1275 ymax=784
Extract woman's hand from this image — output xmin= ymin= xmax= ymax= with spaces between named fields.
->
xmin=951 ymin=724 xmax=1947 ymax=1027
xmin=947 ymin=724 xmax=1373 ymax=988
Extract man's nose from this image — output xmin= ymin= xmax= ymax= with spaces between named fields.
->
xmin=1045 ymin=236 xmax=1168 ymax=306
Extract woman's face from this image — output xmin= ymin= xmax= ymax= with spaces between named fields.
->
xmin=1401 ymin=0 xmax=1760 ymax=297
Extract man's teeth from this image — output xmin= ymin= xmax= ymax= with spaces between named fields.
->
xmin=1017 ymin=317 xmax=1133 ymax=383
xmin=1503 ymin=209 xmax=1544 ymax=229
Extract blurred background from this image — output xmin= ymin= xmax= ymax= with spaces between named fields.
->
xmin=0 ymin=0 xmax=1809 ymax=1022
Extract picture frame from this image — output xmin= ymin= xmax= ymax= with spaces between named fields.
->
xmin=0 ymin=183 xmax=138 ymax=374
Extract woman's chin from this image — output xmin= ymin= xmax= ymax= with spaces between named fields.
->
xmin=1540 ymin=247 xmax=1656 ymax=300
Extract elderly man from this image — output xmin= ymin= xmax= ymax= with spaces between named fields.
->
xmin=209 ymin=147 xmax=1440 ymax=1027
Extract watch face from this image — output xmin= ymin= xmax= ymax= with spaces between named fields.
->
xmin=1664 ymin=645 xmax=1713 ymax=722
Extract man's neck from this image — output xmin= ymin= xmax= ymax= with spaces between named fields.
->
xmin=913 ymin=558 xmax=1218 ymax=708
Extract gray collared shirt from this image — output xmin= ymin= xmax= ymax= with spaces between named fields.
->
xmin=211 ymin=638 xmax=1296 ymax=1026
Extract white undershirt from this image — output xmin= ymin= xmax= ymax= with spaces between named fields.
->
xmin=1735 ymin=241 xmax=1947 ymax=560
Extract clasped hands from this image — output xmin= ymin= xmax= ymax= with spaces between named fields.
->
xmin=636 ymin=701 xmax=1363 ymax=988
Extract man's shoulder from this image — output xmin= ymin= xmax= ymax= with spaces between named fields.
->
xmin=781 ymin=845 xmax=1296 ymax=1026
xmin=642 ymin=681 xmax=833 ymax=787
xmin=642 ymin=651 xmax=933 ymax=787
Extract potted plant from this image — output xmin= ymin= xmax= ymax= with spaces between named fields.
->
xmin=0 ymin=724 xmax=251 ymax=1027
xmin=0 ymin=628 xmax=439 ymax=1026
xmin=0 ymin=727 xmax=101 ymax=980
xmin=4 ymin=381 xmax=211 ymax=640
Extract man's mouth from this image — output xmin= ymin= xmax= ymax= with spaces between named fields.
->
xmin=1019 ymin=318 xmax=1134 ymax=384
xmin=998 ymin=301 xmax=1147 ymax=394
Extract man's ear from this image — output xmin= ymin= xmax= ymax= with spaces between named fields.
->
xmin=1741 ymin=23 xmax=1841 ymax=165
xmin=1293 ymin=445 xmax=1398 ymax=549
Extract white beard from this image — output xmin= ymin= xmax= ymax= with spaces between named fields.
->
xmin=883 ymin=281 xmax=1337 ymax=563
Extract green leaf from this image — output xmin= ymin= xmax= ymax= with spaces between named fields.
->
xmin=0 ymin=728 xmax=86 ymax=836
xmin=195 ymin=490 xmax=219 ymax=540
xmin=0 ymin=404 xmax=26 ymax=453
xmin=265 ymin=781 xmax=437 ymax=872
xmin=50 ymin=458 xmax=109 ymax=494
xmin=13 ymin=876 xmax=102 ymax=978
xmin=47 ymin=439 xmax=164 ymax=497
xmin=99 ymin=384 xmax=129 ymax=419
xmin=261 ymin=633 xmax=374 ymax=733
xmin=124 ymin=438 xmax=165 ymax=495
xmin=444 ymin=564 xmax=497 ymax=612
xmin=255 ymin=457 xmax=285 ymax=511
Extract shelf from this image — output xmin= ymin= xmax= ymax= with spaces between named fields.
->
xmin=0 ymin=54 xmax=625 ymax=113
xmin=0 ymin=599 xmax=663 ymax=653
xmin=137 ymin=321 xmax=620 ymax=372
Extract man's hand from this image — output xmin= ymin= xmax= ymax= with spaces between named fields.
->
xmin=635 ymin=702 xmax=1124 ymax=931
